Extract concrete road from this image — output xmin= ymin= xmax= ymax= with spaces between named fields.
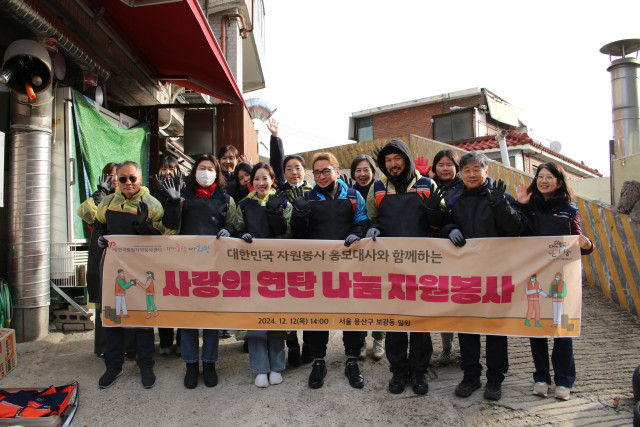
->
xmin=2 ymin=284 xmax=638 ymax=426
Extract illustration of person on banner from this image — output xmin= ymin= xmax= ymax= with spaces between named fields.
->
xmin=95 ymin=160 xmax=175 ymax=390
xmin=289 ymin=152 xmax=369 ymax=390
xmin=135 ymin=271 xmax=158 ymax=319
xmin=516 ymin=161 xmax=594 ymax=401
xmin=114 ymin=269 xmax=135 ymax=318
xmin=441 ymin=151 xmax=527 ymax=402
xmin=365 ymin=138 xmax=445 ymax=396
xmin=159 ymin=153 xmax=236 ymax=390
xmin=234 ymin=162 xmax=292 ymax=388
xmin=524 ymin=274 xmax=546 ymax=327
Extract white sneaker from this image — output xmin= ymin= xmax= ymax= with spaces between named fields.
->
xmin=358 ymin=344 xmax=367 ymax=360
xmin=373 ymin=339 xmax=385 ymax=360
xmin=159 ymin=346 xmax=171 ymax=355
xmin=555 ymin=386 xmax=571 ymax=400
xmin=255 ymin=374 xmax=269 ymax=388
xmin=269 ymin=371 xmax=283 ymax=385
xmin=533 ymin=382 xmax=549 ymax=397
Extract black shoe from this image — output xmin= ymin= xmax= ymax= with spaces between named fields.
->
xmin=125 ymin=350 xmax=137 ymax=361
xmin=242 ymin=341 xmax=249 ymax=353
xmin=388 ymin=372 xmax=409 ymax=394
xmin=288 ymin=347 xmax=302 ymax=368
xmin=141 ymin=367 xmax=156 ymax=389
xmin=484 ymin=381 xmax=502 ymax=401
xmin=99 ymin=368 xmax=123 ymax=389
xmin=411 ymin=372 xmax=428 ymax=395
xmin=301 ymin=343 xmax=313 ymax=364
xmin=344 ymin=360 xmax=364 ymax=389
xmin=455 ymin=375 xmax=481 ymax=397
xmin=203 ymin=362 xmax=218 ymax=387
xmin=184 ymin=362 xmax=199 ymax=389
xmin=308 ymin=360 xmax=327 ymax=389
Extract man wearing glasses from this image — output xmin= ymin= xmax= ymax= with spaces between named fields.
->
xmin=289 ymin=152 xmax=369 ymax=390
xmin=365 ymin=138 xmax=445 ymax=396
xmin=94 ymin=161 xmax=175 ymax=390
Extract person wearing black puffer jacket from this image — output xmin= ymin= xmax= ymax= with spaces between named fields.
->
xmin=289 ymin=152 xmax=369 ymax=391
xmin=515 ymin=161 xmax=594 ymax=401
xmin=441 ymin=151 xmax=527 ymax=402
xmin=365 ymin=139 xmax=445 ymax=396
xmin=160 ymin=154 xmax=237 ymax=390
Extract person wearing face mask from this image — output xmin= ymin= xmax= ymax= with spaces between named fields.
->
xmin=289 ymin=152 xmax=369 ymax=390
xmin=150 ymin=154 xmax=183 ymax=356
xmin=233 ymin=161 xmax=254 ymax=202
xmin=430 ymin=150 xmax=464 ymax=366
xmin=233 ymin=163 xmax=292 ymax=388
xmin=77 ymin=162 xmax=118 ymax=359
xmin=365 ymin=139 xmax=444 ymax=396
xmin=159 ymin=154 xmax=237 ymax=390
xmin=441 ymin=151 xmax=527 ymax=402
xmin=515 ymin=161 xmax=594 ymax=401
xmin=94 ymin=161 xmax=175 ymax=390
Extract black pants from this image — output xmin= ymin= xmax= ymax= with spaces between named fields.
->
xmin=386 ymin=331 xmax=432 ymax=375
xmin=459 ymin=333 xmax=508 ymax=384
xmin=95 ymin=308 xmax=136 ymax=356
xmin=105 ymin=327 xmax=154 ymax=370
xmin=303 ymin=330 xmax=363 ymax=359
xmin=285 ymin=331 xmax=299 ymax=349
xmin=158 ymin=328 xmax=181 ymax=348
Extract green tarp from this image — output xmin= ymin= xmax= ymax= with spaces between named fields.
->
xmin=73 ymin=90 xmax=149 ymax=195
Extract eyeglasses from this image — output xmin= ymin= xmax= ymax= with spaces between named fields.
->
xmin=118 ymin=175 xmax=138 ymax=183
xmin=312 ymin=168 xmax=335 ymax=178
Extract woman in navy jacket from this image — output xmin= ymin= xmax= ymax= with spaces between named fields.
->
xmin=516 ymin=161 xmax=594 ymax=401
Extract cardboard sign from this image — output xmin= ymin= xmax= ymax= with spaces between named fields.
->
xmin=102 ymin=235 xmax=581 ymax=337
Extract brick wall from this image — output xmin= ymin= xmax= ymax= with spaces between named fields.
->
xmin=371 ymin=94 xmax=488 ymax=140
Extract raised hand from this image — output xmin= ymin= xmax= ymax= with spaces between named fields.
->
xmin=421 ymin=184 xmax=444 ymax=211
xmin=266 ymin=118 xmax=279 ymax=136
xmin=286 ymin=187 xmax=310 ymax=216
xmin=159 ymin=177 xmax=180 ymax=202
xmin=415 ymin=156 xmax=431 ymax=176
xmin=136 ymin=201 xmax=149 ymax=226
xmin=486 ymin=179 xmax=507 ymax=205
xmin=266 ymin=191 xmax=287 ymax=214
xmin=340 ymin=174 xmax=354 ymax=188
xmin=515 ymin=183 xmax=532 ymax=205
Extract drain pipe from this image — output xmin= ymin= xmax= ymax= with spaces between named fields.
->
xmin=2 ymin=39 xmax=54 ymax=342
xmin=496 ymin=129 xmax=511 ymax=167
xmin=221 ymin=13 xmax=249 ymax=56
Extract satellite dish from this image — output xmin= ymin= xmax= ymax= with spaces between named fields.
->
xmin=550 ymin=141 xmax=562 ymax=152
xmin=246 ymin=98 xmax=277 ymax=122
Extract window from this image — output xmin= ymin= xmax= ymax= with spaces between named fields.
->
xmin=357 ymin=116 xmax=373 ymax=142
xmin=433 ymin=110 xmax=474 ymax=142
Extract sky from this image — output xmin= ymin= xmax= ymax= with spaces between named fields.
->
xmin=251 ymin=0 xmax=640 ymax=177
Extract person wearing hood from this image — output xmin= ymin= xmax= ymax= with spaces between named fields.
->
xmin=441 ymin=151 xmax=527 ymax=402
xmin=364 ymin=139 xmax=444 ymax=396
xmin=94 ymin=161 xmax=176 ymax=390
xmin=430 ymin=149 xmax=465 ymax=366
xmin=289 ymin=152 xmax=369 ymax=390
xmin=159 ymin=154 xmax=236 ymax=390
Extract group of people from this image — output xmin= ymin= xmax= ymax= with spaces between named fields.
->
xmin=78 ymin=119 xmax=594 ymax=402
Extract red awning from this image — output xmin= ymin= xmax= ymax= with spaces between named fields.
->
xmin=97 ymin=0 xmax=244 ymax=104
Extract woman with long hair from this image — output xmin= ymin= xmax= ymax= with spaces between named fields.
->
xmin=516 ymin=162 xmax=594 ymax=401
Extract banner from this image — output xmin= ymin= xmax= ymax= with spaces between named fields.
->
xmin=101 ymin=235 xmax=581 ymax=337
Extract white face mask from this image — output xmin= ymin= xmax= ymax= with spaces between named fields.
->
xmin=196 ymin=170 xmax=216 ymax=187
xmin=555 ymin=276 xmax=560 ymax=281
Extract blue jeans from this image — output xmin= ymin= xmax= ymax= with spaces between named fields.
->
xmin=530 ymin=337 xmax=575 ymax=388
xmin=248 ymin=339 xmax=285 ymax=374
xmin=181 ymin=329 xmax=219 ymax=363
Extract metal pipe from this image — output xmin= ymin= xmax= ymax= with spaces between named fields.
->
xmin=496 ymin=129 xmax=511 ymax=167
xmin=159 ymin=86 xmax=185 ymax=130
xmin=221 ymin=13 xmax=248 ymax=56
xmin=0 ymin=0 xmax=110 ymax=83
